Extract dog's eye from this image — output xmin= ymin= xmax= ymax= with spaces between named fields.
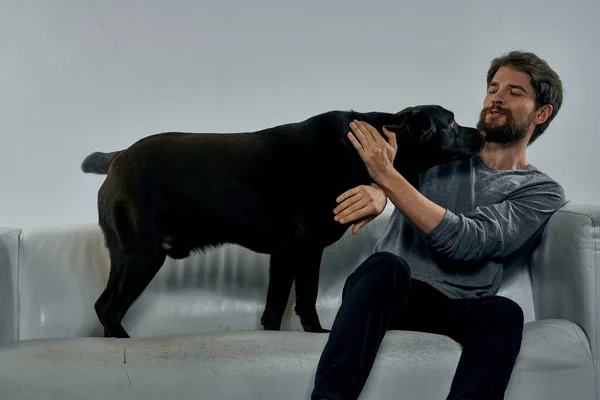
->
xmin=449 ymin=121 xmax=459 ymax=136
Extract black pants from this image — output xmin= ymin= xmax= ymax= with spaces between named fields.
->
xmin=311 ymin=251 xmax=524 ymax=400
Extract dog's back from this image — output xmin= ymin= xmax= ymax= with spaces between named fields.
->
xmin=94 ymin=111 xmax=371 ymax=257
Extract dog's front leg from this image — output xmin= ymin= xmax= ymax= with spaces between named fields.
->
xmin=261 ymin=246 xmax=328 ymax=333
xmin=293 ymin=246 xmax=329 ymax=333
xmin=261 ymin=252 xmax=296 ymax=331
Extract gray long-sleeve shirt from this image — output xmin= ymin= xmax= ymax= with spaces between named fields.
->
xmin=373 ymin=155 xmax=567 ymax=299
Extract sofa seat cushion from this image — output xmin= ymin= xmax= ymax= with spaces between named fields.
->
xmin=0 ymin=319 xmax=593 ymax=400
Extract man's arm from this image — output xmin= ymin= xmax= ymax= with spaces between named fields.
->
xmin=376 ymin=169 xmax=447 ymax=236
xmin=344 ymin=119 xmax=450 ymax=235
xmin=421 ymin=180 xmax=566 ymax=262
xmin=379 ymin=170 xmax=567 ymax=262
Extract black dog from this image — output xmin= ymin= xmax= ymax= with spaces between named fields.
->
xmin=81 ymin=105 xmax=486 ymax=338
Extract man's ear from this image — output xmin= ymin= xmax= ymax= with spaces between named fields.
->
xmin=534 ymin=104 xmax=553 ymax=125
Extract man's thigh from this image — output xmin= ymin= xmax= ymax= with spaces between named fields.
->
xmin=392 ymin=279 xmax=523 ymax=344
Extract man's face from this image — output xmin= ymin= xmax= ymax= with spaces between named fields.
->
xmin=476 ymin=66 xmax=538 ymax=144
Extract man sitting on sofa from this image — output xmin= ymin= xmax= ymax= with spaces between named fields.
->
xmin=311 ymin=50 xmax=568 ymax=400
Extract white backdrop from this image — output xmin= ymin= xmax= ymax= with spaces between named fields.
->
xmin=2 ymin=0 xmax=598 ymax=228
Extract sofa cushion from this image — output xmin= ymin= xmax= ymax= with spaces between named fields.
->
xmin=0 ymin=319 xmax=593 ymax=400
xmin=0 ymin=228 xmax=20 ymax=345
xmin=16 ymin=204 xmax=541 ymax=342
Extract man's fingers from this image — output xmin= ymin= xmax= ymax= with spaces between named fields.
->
xmin=382 ymin=126 xmax=398 ymax=150
xmin=334 ymin=192 xmax=362 ymax=215
xmin=353 ymin=120 xmax=379 ymax=143
xmin=365 ymin=122 xmax=382 ymax=143
xmin=355 ymin=120 xmax=381 ymax=143
xmin=347 ymin=132 xmax=364 ymax=154
xmin=336 ymin=186 xmax=361 ymax=203
xmin=349 ymin=122 xmax=370 ymax=149
xmin=335 ymin=202 xmax=370 ymax=224
xmin=352 ymin=220 xmax=366 ymax=235
xmin=352 ymin=216 xmax=374 ymax=235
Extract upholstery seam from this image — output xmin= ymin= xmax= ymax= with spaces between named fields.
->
xmin=0 ymin=230 xmax=19 ymax=240
xmin=592 ymin=211 xmax=599 ymax=396
xmin=16 ymin=230 xmax=22 ymax=341
xmin=555 ymin=206 xmax=598 ymax=396
xmin=569 ymin=320 xmax=594 ymax=362
xmin=557 ymin=208 xmax=600 ymax=226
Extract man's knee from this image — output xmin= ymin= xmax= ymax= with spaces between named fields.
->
xmin=362 ymin=251 xmax=410 ymax=280
xmin=344 ymin=251 xmax=411 ymax=295
xmin=493 ymin=297 xmax=524 ymax=325
xmin=475 ymin=296 xmax=525 ymax=333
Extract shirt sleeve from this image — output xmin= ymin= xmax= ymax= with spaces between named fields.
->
xmin=422 ymin=179 xmax=567 ymax=263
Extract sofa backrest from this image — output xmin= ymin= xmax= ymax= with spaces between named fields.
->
xmin=13 ymin=205 xmax=538 ymax=341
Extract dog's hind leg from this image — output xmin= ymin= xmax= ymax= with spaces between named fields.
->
xmin=95 ymin=243 xmax=166 ymax=338
xmin=94 ymin=197 xmax=167 ymax=338
xmin=117 ymin=246 xmax=167 ymax=331
xmin=292 ymin=246 xmax=328 ymax=333
xmin=261 ymin=252 xmax=296 ymax=331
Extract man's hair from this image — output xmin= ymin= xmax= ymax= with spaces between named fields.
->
xmin=486 ymin=50 xmax=563 ymax=145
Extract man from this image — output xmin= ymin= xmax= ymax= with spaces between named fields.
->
xmin=310 ymin=50 xmax=568 ymax=400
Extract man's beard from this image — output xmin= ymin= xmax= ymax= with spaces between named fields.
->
xmin=476 ymin=106 xmax=534 ymax=144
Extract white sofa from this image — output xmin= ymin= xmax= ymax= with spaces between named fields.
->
xmin=0 ymin=201 xmax=598 ymax=400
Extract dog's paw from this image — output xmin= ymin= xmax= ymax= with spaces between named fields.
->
xmin=260 ymin=314 xmax=283 ymax=331
xmin=262 ymin=325 xmax=281 ymax=331
xmin=301 ymin=323 xmax=330 ymax=333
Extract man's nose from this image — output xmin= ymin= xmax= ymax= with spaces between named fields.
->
xmin=490 ymin=90 xmax=506 ymax=104
xmin=490 ymin=97 xmax=504 ymax=107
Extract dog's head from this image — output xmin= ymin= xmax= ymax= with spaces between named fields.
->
xmin=384 ymin=105 xmax=486 ymax=172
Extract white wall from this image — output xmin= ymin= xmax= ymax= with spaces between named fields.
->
xmin=2 ymin=0 xmax=598 ymax=228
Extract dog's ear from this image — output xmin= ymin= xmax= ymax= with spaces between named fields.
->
xmin=406 ymin=109 xmax=432 ymax=134
xmin=382 ymin=124 xmax=408 ymax=134
xmin=385 ymin=108 xmax=432 ymax=138
xmin=383 ymin=108 xmax=414 ymax=133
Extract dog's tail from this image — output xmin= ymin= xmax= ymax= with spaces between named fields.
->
xmin=81 ymin=150 xmax=122 ymax=174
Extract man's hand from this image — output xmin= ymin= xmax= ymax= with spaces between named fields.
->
xmin=347 ymin=120 xmax=398 ymax=184
xmin=333 ymin=183 xmax=387 ymax=235
xmin=347 ymin=120 xmax=446 ymax=236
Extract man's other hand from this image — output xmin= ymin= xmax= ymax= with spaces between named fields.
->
xmin=334 ymin=184 xmax=387 ymax=234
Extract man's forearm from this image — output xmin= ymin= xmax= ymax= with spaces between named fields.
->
xmin=376 ymin=169 xmax=447 ymax=236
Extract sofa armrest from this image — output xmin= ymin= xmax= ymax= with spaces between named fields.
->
xmin=530 ymin=202 xmax=600 ymax=359
xmin=0 ymin=227 xmax=20 ymax=346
